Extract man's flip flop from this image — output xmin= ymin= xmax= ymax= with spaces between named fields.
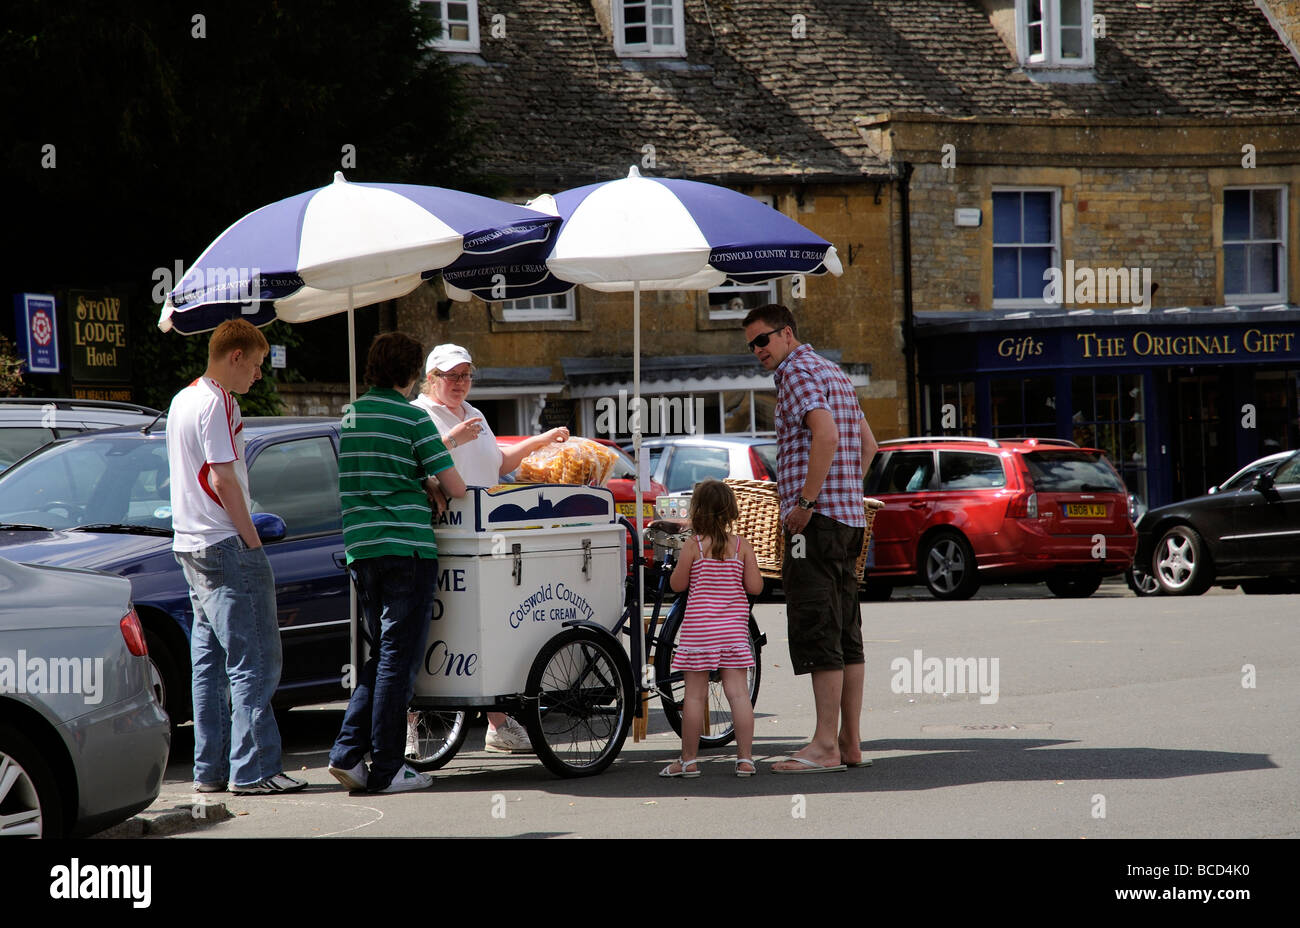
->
xmin=771 ymin=757 xmax=847 ymax=774
xmin=845 ymin=759 xmax=873 ymax=768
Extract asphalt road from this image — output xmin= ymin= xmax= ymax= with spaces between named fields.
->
xmin=136 ymin=581 xmax=1299 ymax=839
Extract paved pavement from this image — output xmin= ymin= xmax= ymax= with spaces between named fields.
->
xmin=112 ymin=580 xmax=1299 ymax=839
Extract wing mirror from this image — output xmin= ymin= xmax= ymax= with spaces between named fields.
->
xmin=1254 ymin=472 xmax=1276 ymax=494
xmin=252 ymin=512 xmax=287 ymax=542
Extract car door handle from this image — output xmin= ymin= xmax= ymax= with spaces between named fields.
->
xmin=908 ymin=501 xmax=928 ymax=509
xmin=332 ymin=552 xmax=347 ymax=570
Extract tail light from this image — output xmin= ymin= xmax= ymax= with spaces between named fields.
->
xmin=749 ymin=448 xmax=772 ymax=481
xmin=120 ymin=608 xmax=149 ymax=657
xmin=1007 ymin=491 xmax=1038 ymax=519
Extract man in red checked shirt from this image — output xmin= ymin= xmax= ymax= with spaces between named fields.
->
xmin=742 ymin=305 xmax=879 ymax=774
xmin=167 ymin=318 xmax=305 ymax=796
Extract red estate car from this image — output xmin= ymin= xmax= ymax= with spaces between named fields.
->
xmin=863 ymin=437 xmax=1137 ymax=600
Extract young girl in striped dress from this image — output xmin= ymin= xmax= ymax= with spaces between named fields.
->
xmin=660 ymin=479 xmax=764 ymax=778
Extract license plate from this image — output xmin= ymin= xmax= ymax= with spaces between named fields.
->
xmin=1064 ymin=503 xmax=1106 ymax=518
xmin=616 ymin=502 xmax=656 ymax=518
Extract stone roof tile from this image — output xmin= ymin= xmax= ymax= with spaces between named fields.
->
xmin=454 ymin=1 xmax=1300 ymax=184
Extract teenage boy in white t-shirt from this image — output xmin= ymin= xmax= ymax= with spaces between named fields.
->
xmin=167 ymin=319 xmax=305 ymax=796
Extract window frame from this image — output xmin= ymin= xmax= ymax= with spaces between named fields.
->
xmin=421 ymin=0 xmax=481 ymax=54
xmin=991 ymin=186 xmax=1062 ymax=309
xmin=613 ymin=0 xmax=687 ymax=58
xmin=1015 ymin=0 xmax=1094 ymax=69
xmin=1222 ymin=185 xmax=1288 ymax=304
xmin=499 ymin=291 xmax=576 ymax=323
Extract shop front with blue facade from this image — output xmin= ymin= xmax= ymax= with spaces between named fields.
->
xmin=914 ymin=306 xmax=1300 ymax=510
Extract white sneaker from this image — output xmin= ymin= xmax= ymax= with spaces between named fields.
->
xmin=405 ymin=712 xmax=421 ymax=758
xmin=484 ymin=717 xmax=534 ymax=754
xmin=328 ymin=760 xmax=368 ymax=791
xmin=376 ymin=764 xmax=433 ymax=793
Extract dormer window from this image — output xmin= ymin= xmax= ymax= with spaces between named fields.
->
xmin=422 ymin=1 xmax=480 ymax=53
xmin=614 ymin=0 xmax=686 ymax=58
xmin=1017 ymin=0 xmax=1093 ymax=68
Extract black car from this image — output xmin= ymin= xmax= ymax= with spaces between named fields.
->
xmin=1135 ymin=450 xmax=1300 ymax=595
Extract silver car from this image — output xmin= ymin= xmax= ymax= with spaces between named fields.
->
xmin=0 ymin=555 xmax=170 ymax=836
xmin=0 ymin=398 xmax=161 ymax=473
xmin=635 ymin=434 xmax=778 ymax=495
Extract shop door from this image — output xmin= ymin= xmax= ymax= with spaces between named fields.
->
xmin=1172 ymin=373 xmax=1233 ymax=501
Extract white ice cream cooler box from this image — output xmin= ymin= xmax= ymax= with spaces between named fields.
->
xmin=411 ymin=483 xmax=629 ymax=707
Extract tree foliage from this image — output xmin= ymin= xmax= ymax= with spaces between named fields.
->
xmin=0 ymin=335 xmax=25 ymax=397
xmin=1 ymin=0 xmax=486 ymax=404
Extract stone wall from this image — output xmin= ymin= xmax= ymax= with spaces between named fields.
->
xmin=275 ymin=382 xmax=349 ymax=418
xmin=396 ymin=183 xmax=911 ymax=438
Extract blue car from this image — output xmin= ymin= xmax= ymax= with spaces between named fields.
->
xmin=0 ymin=417 xmax=350 ymax=724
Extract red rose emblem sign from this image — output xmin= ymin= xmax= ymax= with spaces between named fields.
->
xmin=32 ymin=310 xmax=53 ymax=347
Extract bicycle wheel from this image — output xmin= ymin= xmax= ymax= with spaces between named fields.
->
xmin=522 ymin=627 xmax=634 ymax=778
xmin=404 ymin=709 xmax=469 ymax=771
xmin=654 ymin=597 xmax=762 ymax=749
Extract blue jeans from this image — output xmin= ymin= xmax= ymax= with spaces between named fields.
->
xmin=329 ymin=555 xmax=438 ymax=791
xmin=176 ymin=535 xmax=283 ymax=787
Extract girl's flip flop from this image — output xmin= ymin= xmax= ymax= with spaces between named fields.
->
xmin=735 ymin=758 xmax=756 ymax=777
xmin=659 ymin=758 xmax=701 ymax=778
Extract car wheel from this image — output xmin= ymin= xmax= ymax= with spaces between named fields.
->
xmin=1152 ymin=525 xmax=1213 ymax=596
xmin=920 ymin=531 xmax=979 ymax=600
xmin=1126 ymin=565 xmax=1161 ymax=597
xmin=144 ymin=628 xmax=190 ymax=725
xmin=1046 ymin=572 xmax=1104 ymax=598
xmin=0 ymin=723 xmax=65 ymax=837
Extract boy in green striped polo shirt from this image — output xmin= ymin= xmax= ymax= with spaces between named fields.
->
xmin=329 ymin=332 xmax=468 ymax=794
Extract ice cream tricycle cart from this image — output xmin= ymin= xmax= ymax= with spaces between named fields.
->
xmin=396 ymin=483 xmax=766 ymax=778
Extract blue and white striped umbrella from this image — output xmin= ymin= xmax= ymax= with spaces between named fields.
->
xmin=439 ymin=167 xmax=840 ymax=301
xmin=158 ymin=171 xmax=558 ymax=337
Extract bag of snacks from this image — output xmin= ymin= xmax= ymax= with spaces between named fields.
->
xmin=518 ymin=437 xmax=618 ymax=487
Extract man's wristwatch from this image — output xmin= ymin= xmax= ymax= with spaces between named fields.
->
xmin=447 ymin=435 xmax=458 ymax=449
xmin=797 ymin=496 xmax=816 ymax=511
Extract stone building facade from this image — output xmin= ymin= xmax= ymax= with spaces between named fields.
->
xmin=390 ymin=0 xmax=1300 ymax=505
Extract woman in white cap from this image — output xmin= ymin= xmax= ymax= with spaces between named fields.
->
xmin=412 ymin=343 xmax=569 ymax=754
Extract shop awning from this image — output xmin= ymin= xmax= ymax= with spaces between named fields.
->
xmin=560 ymin=352 xmax=870 ymax=397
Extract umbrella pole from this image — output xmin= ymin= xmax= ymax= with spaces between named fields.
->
xmin=348 ymin=286 xmax=358 ymax=694
xmin=633 ymin=282 xmax=649 ymax=740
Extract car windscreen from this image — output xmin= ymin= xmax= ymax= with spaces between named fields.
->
xmin=0 ymin=437 xmax=172 ymax=531
xmin=1219 ymin=458 xmax=1280 ymax=492
xmin=1024 ymin=451 xmax=1125 ymax=493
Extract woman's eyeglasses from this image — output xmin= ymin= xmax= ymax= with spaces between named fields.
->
xmin=436 ymin=372 xmax=474 ymax=383
xmin=747 ymin=326 xmax=787 ymax=352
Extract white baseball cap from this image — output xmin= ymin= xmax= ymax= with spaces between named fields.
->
xmin=426 ymin=343 xmax=474 ymax=374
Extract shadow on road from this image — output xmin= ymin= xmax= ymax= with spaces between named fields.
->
xmin=164 ymin=710 xmax=1278 ymax=801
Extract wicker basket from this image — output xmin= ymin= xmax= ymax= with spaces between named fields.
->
xmin=724 ymin=478 xmax=883 ymax=581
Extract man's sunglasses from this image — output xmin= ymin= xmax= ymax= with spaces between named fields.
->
xmin=747 ymin=326 xmax=787 ymax=352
